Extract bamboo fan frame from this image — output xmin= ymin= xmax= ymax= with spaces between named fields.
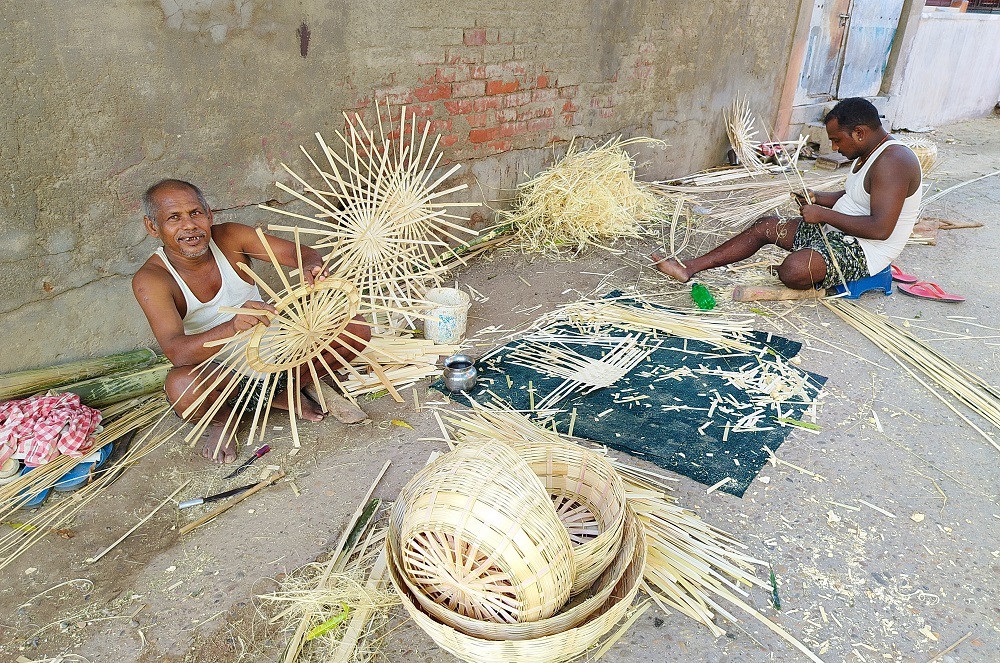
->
xmin=389 ymin=444 xmax=575 ymax=625
xmin=261 ymin=99 xmax=477 ymax=329
xmin=179 ymin=229 xmax=415 ymax=453
xmin=724 ymin=96 xmax=767 ymax=173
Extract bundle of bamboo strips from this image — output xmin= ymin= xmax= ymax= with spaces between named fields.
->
xmin=0 ymin=396 xmax=173 ymax=572
xmin=500 ymin=137 xmax=669 ymax=254
xmin=337 ymin=334 xmax=463 ymax=398
xmin=263 ymin=100 xmax=477 ymax=329
xmin=0 ymin=349 xmax=159 ymax=402
xmin=825 ymin=300 xmax=1000 ymax=451
xmin=437 ymin=402 xmax=824 ymax=661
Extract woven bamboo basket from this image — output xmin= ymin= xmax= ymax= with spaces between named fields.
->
xmin=389 ymin=444 xmax=575 ymax=624
xmin=897 ymin=136 xmax=938 ymax=176
xmin=395 ymin=503 xmax=639 ymax=640
xmin=387 ymin=513 xmax=646 ymax=663
xmin=507 ymin=439 xmax=627 ymax=596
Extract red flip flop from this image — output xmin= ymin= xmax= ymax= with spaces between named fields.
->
xmin=897 ymin=281 xmax=965 ymax=303
xmin=890 ymin=264 xmax=918 ymax=284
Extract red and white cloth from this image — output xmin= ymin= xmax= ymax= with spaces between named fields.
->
xmin=0 ymin=393 xmax=102 ymax=467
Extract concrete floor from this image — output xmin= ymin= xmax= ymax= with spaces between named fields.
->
xmin=1 ymin=114 xmax=997 ymax=663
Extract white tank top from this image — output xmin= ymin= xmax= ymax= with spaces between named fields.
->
xmin=830 ymin=139 xmax=922 ymax=274
xmin=154 ymin=239 xmax=262 ymax=335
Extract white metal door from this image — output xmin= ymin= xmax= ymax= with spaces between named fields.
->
xmin=837 ymin=0 xmax=907 ymax=98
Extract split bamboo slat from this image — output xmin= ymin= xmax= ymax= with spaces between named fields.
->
xmin=825 ymin=300 xmax=1000 ymax=452
xmin=54 ymin=361 xmax=171 ymax=409
xmin=389 ymin=444 xmax=575 ymax=625
xmin=387 ymin=514 xmax=646 ymax=663
xmin=262 ymin=100 xmax=477 ymax=329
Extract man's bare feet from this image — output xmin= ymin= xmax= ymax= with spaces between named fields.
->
xmin=650 ymin=252 xmax=692 ymax=283
xmin=201 ymin=425 xmax=238 ymax=464
xmin=272 ymin=389 xmax=326 ymax=422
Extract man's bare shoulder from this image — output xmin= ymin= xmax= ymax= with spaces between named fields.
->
xmin=132 ymin=253 xmax=169 ymax=291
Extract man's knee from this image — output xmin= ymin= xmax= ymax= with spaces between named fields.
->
xmin=777 ymin=250 xmax=825 ymax=290
xmin=164 ymin=366 xmax=198 ymax=412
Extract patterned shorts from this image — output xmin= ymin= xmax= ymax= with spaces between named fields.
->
xmin=792 ymin=222 xmax=870 ymax=290
xmin=228 ymin=371 xmax=289 ymax=413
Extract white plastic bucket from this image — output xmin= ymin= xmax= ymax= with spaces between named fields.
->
xmin=423 ymin=287 xmax=471 ymax=344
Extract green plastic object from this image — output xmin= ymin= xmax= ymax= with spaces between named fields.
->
xmin=691 ymin=283 xmax=716 ymax=310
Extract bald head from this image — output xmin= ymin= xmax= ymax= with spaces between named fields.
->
xmin=143 ymin=179 xmax=209 ymax=225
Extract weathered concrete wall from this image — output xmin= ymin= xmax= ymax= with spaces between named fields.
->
xmin=889 ymin=10 xmax=1000 ymax=130
xmin=1 ymin=0 xmax=801 ymax=372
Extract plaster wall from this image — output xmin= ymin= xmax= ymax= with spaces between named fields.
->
xmin=1 ymin=0 xmax=801 ymax=372
xmin=890 ymin=10 xmax=1000 ymax=130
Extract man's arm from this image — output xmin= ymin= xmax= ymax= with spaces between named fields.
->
xmin=800 ymin=147 xmax=919 ymax=240
xmin=132 ymin=266 xmax=272 ymax=367
xmin=218 ymin=223 xmax=326 ymax=285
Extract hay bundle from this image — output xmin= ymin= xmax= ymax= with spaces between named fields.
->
xmin=503 ymin=137 xmax=665 ymax=254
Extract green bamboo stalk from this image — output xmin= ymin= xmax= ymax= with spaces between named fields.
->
xmin=0 ymin=349 xmax=160 ymax=402
xmin=54 ymin=361 xmax=172 ymax=409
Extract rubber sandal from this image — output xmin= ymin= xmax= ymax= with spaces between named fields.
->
xmin=890 ymin=264 xmax=918 ymax=284
xmin=897 ymin=281 xmax=965 ymax=303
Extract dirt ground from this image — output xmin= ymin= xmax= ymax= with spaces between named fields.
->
xmin=2 ymin=114 xmax=998 ymax=663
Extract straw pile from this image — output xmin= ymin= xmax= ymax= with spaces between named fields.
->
xmin=501 ymin=137 xmax=666 ymax=254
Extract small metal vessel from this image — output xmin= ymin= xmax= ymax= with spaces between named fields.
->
xmin=442 ymin=354 xmax=478 ymax=393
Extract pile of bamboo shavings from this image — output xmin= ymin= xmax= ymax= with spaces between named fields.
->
xmin=437 ymin=402 xmax=824 ymax=662
xmin=0 ymin=396 xmax=174 ymax=572
xmin=260 ymin=505 xmax=399 ymax=663
xmin=501 ymin=136 xmax=668 ymax=254
xmin=263 ymin=100 xmax=477 ymax=329
xmin=825 ymin=300 xmax=1000 ymax=452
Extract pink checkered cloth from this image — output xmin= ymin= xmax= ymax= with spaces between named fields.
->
xmin=0 ymin=393 xmax=102 ymax=467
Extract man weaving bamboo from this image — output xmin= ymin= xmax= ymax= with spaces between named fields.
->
xmin=652 ymin=97 xmax=922 ymax=291
xmin=132 ymin=179 xmax=368 ymax=463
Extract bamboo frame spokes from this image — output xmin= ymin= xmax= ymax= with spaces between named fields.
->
xmin=261 ymin=99 xmax=478 ymax=329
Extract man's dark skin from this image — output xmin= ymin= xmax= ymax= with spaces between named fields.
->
xmin=651 ymin=117 xmax=922 ymax=289
xmin=133 ymin=181 xmax=368 ymax=463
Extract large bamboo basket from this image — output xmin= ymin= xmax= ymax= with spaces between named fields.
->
xmin=508 ymin=439 xmax=627 ymax=596
xmin=395 ymin=504 xmax=639 ymax=641
xmin=387 ymin=513 xmax=646 ymax=663
xmin=897 ymin=136 xmax=938 ymax=175
xmin=390 ymin=444 xmax=575 ymax=624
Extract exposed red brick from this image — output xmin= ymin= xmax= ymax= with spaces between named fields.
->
xmin=465 ymin=113 xmax=488 ymax=128
xmin=562 ymin=113 xmax=576 ymax=127
xmin=469 ymin=126 xmax=500 ymax=143
xmin=440 ymin=135 xmax=459 ymax=148
xmin=527 ymin=117 xmax=556 ymax=132
xmin=420 ymin=119 xmax=453 ymax=133
xmin=562 ymin=100 xmax=579 ymax=113
xmin=558 ymin=86 xmax=579 ymax=98
xmin=488 ymin=140 xmax=513 ymax=152
xmin=435 ymin=67 xmax=457 ymax=83
xmin=373 ymin=88 xmax=415 ymax=105
xmin=486 ymin=79 xmax=520 ymax=95
xmin=531 ymin=88 xmax=558 ymax=103
xmin=414 ymin=84 xmax=452 ymax=102
xmin=499 ymin=121 xmax=527 ymax=138
xmin=452 ymin=80 xmax=486 ymax=98
xmin=444 ymin=99 xmax=475 ymax=115
xmin=411 ymin=104 xmax=436 ymax=117
xmin=469 ymin=65 xmax=487 ymax=79
xmin=503 ymin=92 xmax=532 ymax=108
xmin=473 ymin=96 xmax=502 ymax=112
xmin=503 ymin=61 xmax=527 ymax=76
xmin=536 ymin=75 xmax=549 ymax=88
xmin=464 ymin=28 xmax=487 ymax=46
xmin=495 ymin=108 xmax=517 ymax=123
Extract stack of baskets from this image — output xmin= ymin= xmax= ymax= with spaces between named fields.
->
xmin=387 ymin=440 xmax=645 ymax=663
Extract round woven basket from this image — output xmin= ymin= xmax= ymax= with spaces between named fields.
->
xmin=245 ymin=277 xmax=361 ymax=373
xmin=387 ymin=513 xmax=646 ymax=663
xmin=396 ymin=503 xmax=639 ymax=641
xmin=390 ymin=444 xmax=574 ymax=624
xmin=508 ymin=440 xmax=627 ymax=596
xmin=897 ymin=136 xmax=938 ymax=176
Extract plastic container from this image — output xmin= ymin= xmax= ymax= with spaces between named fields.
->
xmin=423 ymin=287 xmax=471 ymax=344
xmin=691 ymin=283 xmax=716 ymax=310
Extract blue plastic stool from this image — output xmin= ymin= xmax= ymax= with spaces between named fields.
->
xmin=832 ymin=265 xmax=892 ymax=299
